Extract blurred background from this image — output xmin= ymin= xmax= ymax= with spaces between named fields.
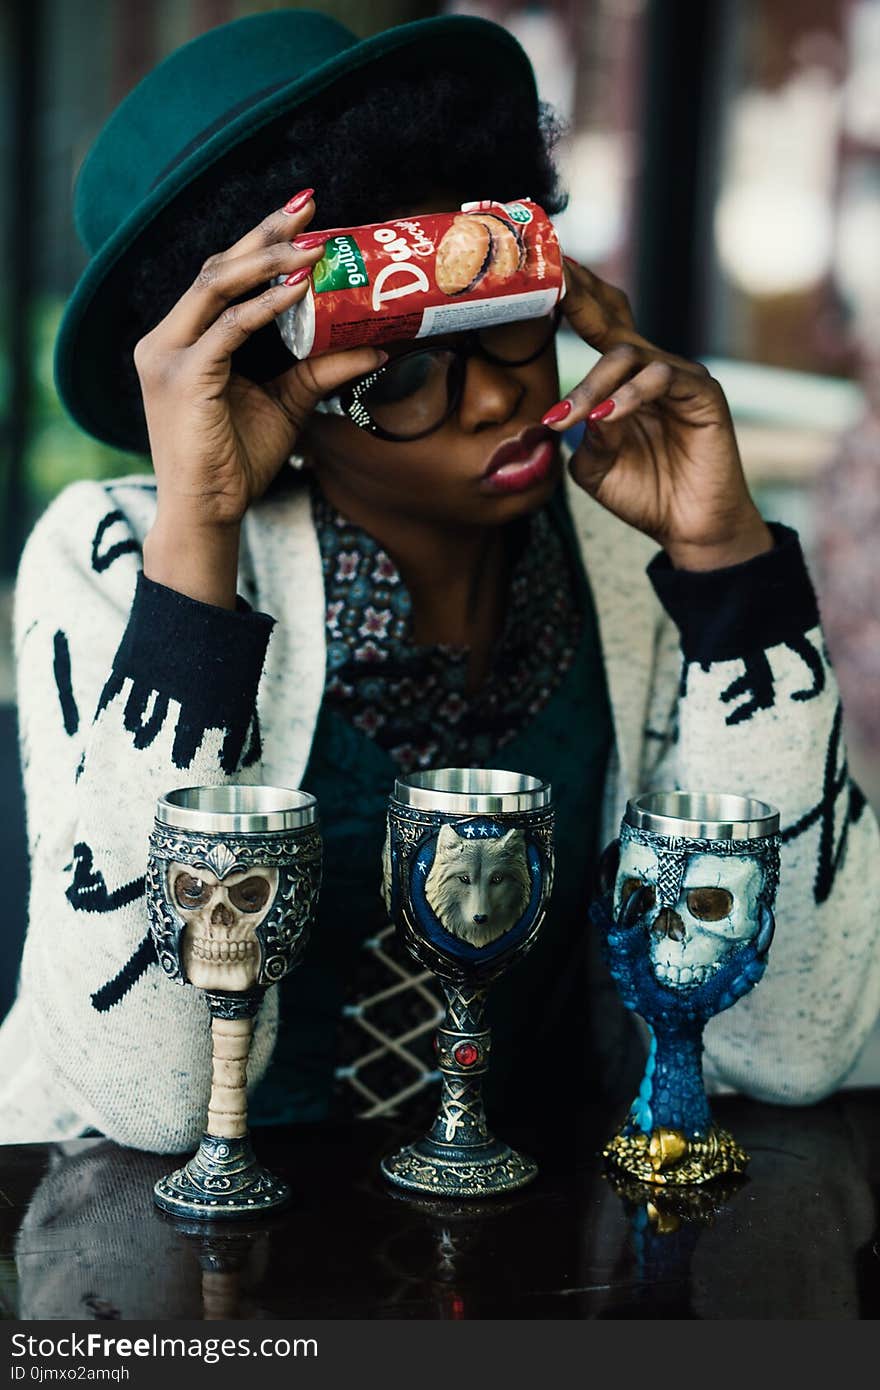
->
xmin=1 ymin=1 xmax=879 ymax=1079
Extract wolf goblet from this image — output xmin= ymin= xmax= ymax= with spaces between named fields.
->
xmin=591 ymin=791 xmax=780 ymax=1185
xmin=381 ymin=768 xmax=554 ymax=1198
xmin=146 ymin=785 xmax=321 ymax=1219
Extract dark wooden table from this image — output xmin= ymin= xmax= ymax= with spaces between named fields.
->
xmin=1 ymin=1091 xmax=878 ymax=1320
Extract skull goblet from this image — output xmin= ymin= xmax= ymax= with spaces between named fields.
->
xmin=591 ymin=791 xmax=780 ymax=1186
xmin=381 ymin=769 xmax=554 ymax=1198
xmin=146 ymin=785 xmax=321 ymax=1220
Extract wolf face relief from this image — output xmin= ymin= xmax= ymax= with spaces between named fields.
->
xmin=168 ymin=861 xmax=279 ymax=991
xmin=424 ymin=824 xmax=531 ymax=948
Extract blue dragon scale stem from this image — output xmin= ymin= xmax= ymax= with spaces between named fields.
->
xmin=604 ymin=1007 xmax=752 ymax=1186
xmin=597 ymin=905 xmax=759 ymax=1183
xmin=627 ymin=1026 xmax=714 ymax=1140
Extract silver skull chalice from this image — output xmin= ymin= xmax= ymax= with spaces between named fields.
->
xmin=381 ymin=769 xmax=555 ymax=1198
xmin=146 ymin=785 xmax=321 ymax=1219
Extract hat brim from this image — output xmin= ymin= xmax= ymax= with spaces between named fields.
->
xmin=54 ymin=15 xmax=538 ymax=455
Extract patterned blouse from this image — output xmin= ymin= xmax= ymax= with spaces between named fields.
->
xmin=311 ymin=481 xmax=585 ymax=771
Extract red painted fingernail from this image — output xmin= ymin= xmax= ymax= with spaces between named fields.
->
xmin=563 ymin=254 xmax=580 ymax=267
xmin=282 ymin=187 xmax=315 ymax=214
xmin=292 ymin=232 xmax=329 ymax=250
xmin=589 ymin=398 xmax=616 ymax=422
xmin=284 ymin=267 xmax=311 ymax=286
xmin=541 ymin=400 xmax=572 ymax=426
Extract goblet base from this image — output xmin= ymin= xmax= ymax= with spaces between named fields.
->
xmin=153 ymin=1132 xmax=290 ymax=1221
xmin=381 ymin=1137 xmax=537 ymax=1198
xmin=603 ymin=1124 xmax=749 ymax=1186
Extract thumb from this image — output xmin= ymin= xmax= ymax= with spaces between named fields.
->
xmin=265 ymin=345 xmax=386 ymax=433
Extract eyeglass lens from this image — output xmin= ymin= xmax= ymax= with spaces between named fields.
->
xmin=358 ymin=313 xmax=557 ymax=440
xmin=362 ymin=349 xmax=457 ymax=437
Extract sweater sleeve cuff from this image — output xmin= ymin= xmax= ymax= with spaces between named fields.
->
xmin=95 ymin=572 xmax=275 ymax=771
xmin=647 ymin=523 xmax=819 ymax=664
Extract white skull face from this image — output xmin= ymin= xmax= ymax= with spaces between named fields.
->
xmin=615 ymin=842 xmax=763 ymax=990
xmin=168 ymin=861 xmax=278 ymax=991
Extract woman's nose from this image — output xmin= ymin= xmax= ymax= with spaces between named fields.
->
xmin=457 ymin=354 xmax=524 ymax=433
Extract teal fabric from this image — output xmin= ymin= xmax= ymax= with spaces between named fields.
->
xmin=249 ymin=486 xmax=613 ymax=1126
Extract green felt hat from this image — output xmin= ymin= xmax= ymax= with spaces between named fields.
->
xmin=54 ymin=8 xmax=538 ymax=454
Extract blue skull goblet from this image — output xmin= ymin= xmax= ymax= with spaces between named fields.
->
xmin=591 ymin=791 xmax=780 ymax=1185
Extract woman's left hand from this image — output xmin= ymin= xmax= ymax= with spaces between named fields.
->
xmin=545 ymin=260 xmax=773 ymax=570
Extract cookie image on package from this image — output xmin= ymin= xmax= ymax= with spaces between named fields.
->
xmin=468 ymin=212 xmax=525 ymax=284
xmin=435 ymin=216 xmax=493 ymax=295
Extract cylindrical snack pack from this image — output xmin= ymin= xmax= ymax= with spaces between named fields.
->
xmin=275 ymin=199 xmax=565 ymax=359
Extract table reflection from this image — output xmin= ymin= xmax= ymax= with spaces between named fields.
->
xmin=14 ymin=1142 xmax=272 ymax=1321
xmin=582 ymin=1098 xmax=877 ymax=1319
xmin=6 ymin=1094 xmax=878 ymax=1320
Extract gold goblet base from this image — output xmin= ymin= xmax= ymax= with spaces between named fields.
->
xmin=603 ymin=1124 xmax=749 ymax=1186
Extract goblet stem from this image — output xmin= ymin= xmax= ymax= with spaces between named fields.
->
xmin=153 ymin=990 xmax=291 ymax=1220
xmin=201 ymin=1267 xmax=241 ymax=1321
xmin=637 ymin=1024 xmax=714 ymax=1138
xmin=604 ymin=1019 xmax=748 ymax=1186
xmin=381 ymin=979 xmax=537 ymax=1197
xmin=428 ymin=983 xmax=491 ymax=1149
xmin=207 ymin=1014 xmax=253 ymax=1140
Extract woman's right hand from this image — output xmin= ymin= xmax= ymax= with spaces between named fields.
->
xmin=138 ymin=190 xmax=383 ymax=607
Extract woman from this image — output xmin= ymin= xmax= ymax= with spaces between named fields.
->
xmin=2 ymin=10 xmax=878 ymax=1151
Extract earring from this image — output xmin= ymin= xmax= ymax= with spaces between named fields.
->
xmin=286 ymin=451 xmax=308 ymax=471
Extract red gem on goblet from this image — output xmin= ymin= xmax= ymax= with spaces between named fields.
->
xmin=454 ymin=1042 xmax=479 ymax=1067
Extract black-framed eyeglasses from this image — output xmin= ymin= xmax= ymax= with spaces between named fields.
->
xmin=314 ymin=308 xmax=561 ymax=442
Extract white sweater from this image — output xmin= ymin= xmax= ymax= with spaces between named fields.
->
xmin=1 ymin=470 xmax=878 ymax=1152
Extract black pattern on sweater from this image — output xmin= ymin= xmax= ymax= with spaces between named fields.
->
xmin=91 ymin=933 xmax=157 ymax=1012
xmin=787 ymin=633 xmax=826 ymax=703
xmin=720 ymin=651 xmax=775 ymax=726
xmin=781 ymin=702 xmax=868 ymax=904
xmin=53 ymin=630 xmax=79 ymax=736
xmin=90 ymin=510 xmax=142 ymax=574
xmin=65 ymin=842 xmax=145 ymax=914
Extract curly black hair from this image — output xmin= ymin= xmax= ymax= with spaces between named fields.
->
xmin=111 ymin=65 xmax=567 ymax=444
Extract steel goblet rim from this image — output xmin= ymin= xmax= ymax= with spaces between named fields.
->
xmin=392 ymin=768 xmax=551 ymax=815
xmin=624 ymin=790 xmax=779 ymax=841
xmin=156 ymin=784 xmax=318 ymax=833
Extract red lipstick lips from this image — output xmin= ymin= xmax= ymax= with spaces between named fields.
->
xmin=480 ymin=425 xmax=558 ymax=496
xmin=482 ymin=424 xmax=554 ymax=478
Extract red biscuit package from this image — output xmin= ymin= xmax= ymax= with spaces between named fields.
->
xmin=275 ymin=198 xmax=565 ymax=359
